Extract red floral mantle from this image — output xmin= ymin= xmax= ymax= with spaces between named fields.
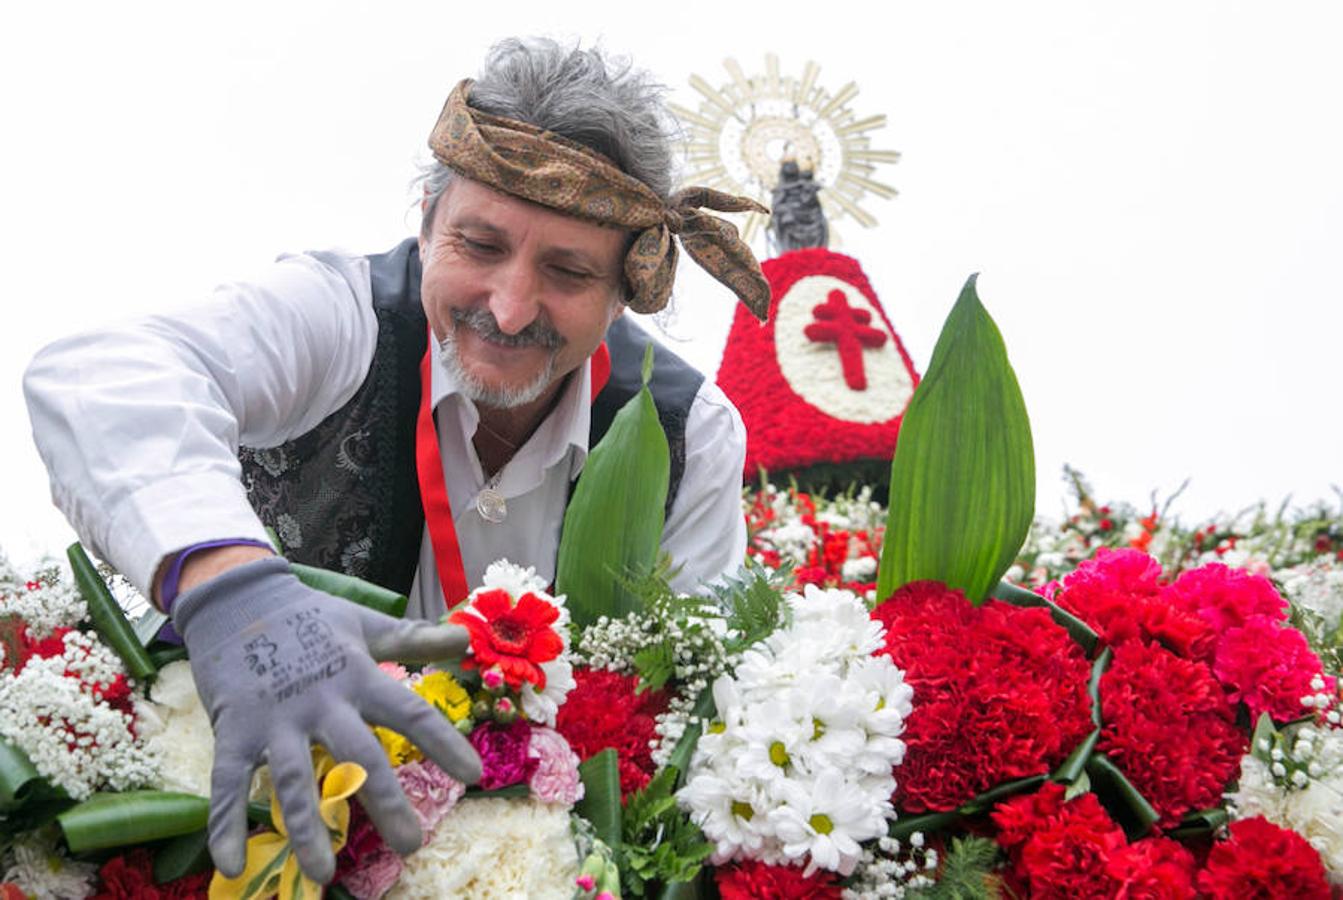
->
xmin=716 ymin=247 xmax=920 ymax=479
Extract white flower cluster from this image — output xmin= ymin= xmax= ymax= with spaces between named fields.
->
xmin=1279 ymin=558 xmax=1343 ymax=633
xmin=575 ymin=610 xmax=660 ymax=673
xmin=841 ymin=833 xmax=938 ymax=899
xmin=0 ymin=631 xmax=157 ymax=800
xmin=679 ymin=585 xmax=914 ymax=876
xmin=387 ymin=796 xmax=578 ymax=899
xmin=1228 ymin=721 xmax=1343 ymax=885
xmin=0 ymin=576 xmax=87 ymax=638
xmin=468 ymin=560 xmax=576 ymax=727
xmin=135 ymin=660 xmax=215 ymax=797
xmin=755 ymin=520 xmax=818 ymax=566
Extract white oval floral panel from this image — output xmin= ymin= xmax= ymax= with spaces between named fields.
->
xmin=774 ymin=274 xmax=915 ymax=424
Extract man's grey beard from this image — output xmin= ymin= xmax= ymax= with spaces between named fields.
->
xmin=436 ymin=308 xmax=565 ymax=409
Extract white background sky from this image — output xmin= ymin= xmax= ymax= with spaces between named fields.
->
xmin=2 ymin=1 xmax=1340 ymax=567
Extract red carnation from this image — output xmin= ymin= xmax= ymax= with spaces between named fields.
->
xmin=714 ymin=859 xmax=843 ymax=899
xmin=1161 ymin=562 xmax=1287 ymax=634
xmin=1213 ymin=615 xmax=1331 ymax=722
xmin=875 ymin=582 xmax=1092 ymax=812
xmin=91 ymin=848 xmax=211 ymax=899
xmin=555 ymin=667 xmax=668 ymax=798
xmin=449 ymin=588 xmax=562 ymax=690
xmin=992 ymin=782 xmax=1126 ymax=898
xmin=1098 ymin=641 xmax=1245 ymax=827
xmin=1105 ymin=837 xmax=1198 ymax=899
xmin=1196 ymin=816 xmax=1330 ymax=899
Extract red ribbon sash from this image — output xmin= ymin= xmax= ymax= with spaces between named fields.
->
xmin=416 ymin=330 xmax=611 ymax=609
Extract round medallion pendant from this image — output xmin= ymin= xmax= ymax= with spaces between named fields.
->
xmin=476 ymin=488 xmax=507 ymax=524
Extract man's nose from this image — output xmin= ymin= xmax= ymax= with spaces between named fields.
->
xmin=488 ymin=260 xmax=542 ymax=335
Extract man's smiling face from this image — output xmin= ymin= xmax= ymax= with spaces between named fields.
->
xmin=420 ymin=178 xmax=627 ymax=410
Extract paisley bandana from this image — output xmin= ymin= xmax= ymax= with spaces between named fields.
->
xmin=428 ymin=79 xmax=771 ymax=320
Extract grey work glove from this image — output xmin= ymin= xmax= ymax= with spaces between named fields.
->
xmin=171 ymin=556 xmax=481 ymax=884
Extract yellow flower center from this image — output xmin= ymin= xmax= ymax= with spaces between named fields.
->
xmin=809 ymin=813 xmax=834 ymax=835
xmin=731 ymin=800 xmax=754 ymax=821
xmin=708 ymin=721 xmax=726 ymax=734
xmin=812 ymin=717 xmax=826 ymax=740
xmin=768 ymin=741 xmax=790 ymax=767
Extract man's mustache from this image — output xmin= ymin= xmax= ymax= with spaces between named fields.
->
xmin=446 ymin=308 xmax=564 ymax=350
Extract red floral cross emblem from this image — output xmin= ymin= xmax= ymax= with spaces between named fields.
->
xmin=803 ymin=289 xmax=888 ymax=390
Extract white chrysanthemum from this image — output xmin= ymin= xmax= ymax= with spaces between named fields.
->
xmin=478 ymin=559 xmax=552 ymax=600
xmin=139 ymin=660 xmax=215 ymax=796
xmin=386 ymin=796 xmax=577 ymax=899
xmin=769 ymin=770 xmax=889 ymax=875
xmin=779 ymin=586 xmax=884 ymax=663
xmin=677 ymin=770 xmax=773 ymax=860
xmin=733 ymin=701 xmax=814 ymax=788
xmin=2 ymin=831 xmax=98 ymax=900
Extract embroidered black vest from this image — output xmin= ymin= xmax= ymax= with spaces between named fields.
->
xmin=238 ymin=238 xmax=702 ymax=595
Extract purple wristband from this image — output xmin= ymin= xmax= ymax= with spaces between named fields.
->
xmin=159 ymin=538 xmax=274 ymax=613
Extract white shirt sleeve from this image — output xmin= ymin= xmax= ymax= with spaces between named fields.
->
xmin=661 ymin=379 xmax=748 ymax=593
xmin=22 ymin=251 xmax=380 ymax=595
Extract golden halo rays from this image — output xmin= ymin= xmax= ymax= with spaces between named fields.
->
xmin=672 ymin=55 xmax=901 ymax=246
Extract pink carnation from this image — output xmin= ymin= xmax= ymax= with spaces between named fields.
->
xmin=469 ymin=719 xmax=537 ymax=790
xmin=1162 ymin=563 xmax=1286 ymax=633
xmin=527 ymin=725 xmax=585 ymax=805
xmin=1213 ymin=615 xmax=1332 ymax=721
xmin=396 ymin=759 xmax=465 ymax=837
xmin=339 ymin=847 xmax=404 ymax=900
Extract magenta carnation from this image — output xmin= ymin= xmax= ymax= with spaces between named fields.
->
xmin=1213 ymin=615 xmax=1332 ymax=721
xmin=1161 ymin=563 xmax=1287 ymax=633
xmin=528 ymin=725 xmax=584 ymax=805
xmin=469 ymin=719 xmax=537 ymax=790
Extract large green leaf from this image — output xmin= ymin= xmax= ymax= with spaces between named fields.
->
xmin=877 ymin=276 xmax=1035 ymax=604
xmin=289 ymin=563 xmax=408 ymax=619
xmin=558 ymin=345 xmax=670 ymax=627
xmin=68 ymin=543 xmax=157 ymax=681
xmin=577 ymin=749 xmax=624 ymax=870
xmin=58 ymin=790 xmax=209 ymax=852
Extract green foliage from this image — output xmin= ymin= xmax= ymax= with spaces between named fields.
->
xmin=878 ymin=275 xmax=1035 ymax=604
xmin=705 ymin=558 xmax=792 ymax=654
xmin=559 ymin=344 xmax=671 ymax=627
xmin=620 ymin=766 xmax=713 ymax=896
xmin=58 ymin=790 xmax=209 ymax=852
xmin=907 ymin=835 xmax=1004 ymax=900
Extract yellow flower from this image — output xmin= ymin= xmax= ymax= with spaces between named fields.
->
xmin=413 ymin=670 xmax=472 ymax=722
xmin=208 ymin=748 xmax=366 ymax=900
xmin=374 ymin=724 xmax=421 ymax=766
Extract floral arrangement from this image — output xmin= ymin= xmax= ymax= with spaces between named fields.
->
xmin=6 ymin=276 xmax=1343 ymax=899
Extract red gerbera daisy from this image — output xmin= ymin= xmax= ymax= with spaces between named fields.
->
xmin=449 ymin=588 xmax=563 ymax=690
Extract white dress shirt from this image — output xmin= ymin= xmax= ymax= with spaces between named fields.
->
xmin=23 ymin=248 xmax=748 ymax=610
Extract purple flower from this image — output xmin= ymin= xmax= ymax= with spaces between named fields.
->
xmin=469 ymin=719 xmax=538 ymax=790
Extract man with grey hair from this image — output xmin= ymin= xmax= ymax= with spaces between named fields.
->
xmin=24 ymin=38 xmax=768 ymax=886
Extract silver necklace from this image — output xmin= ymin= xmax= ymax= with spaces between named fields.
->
xmin=476 ymin=468 xmax=507 ymax=524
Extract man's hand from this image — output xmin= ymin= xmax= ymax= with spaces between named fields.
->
xmin=171 ymin=557 xmax=481 ymax=883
